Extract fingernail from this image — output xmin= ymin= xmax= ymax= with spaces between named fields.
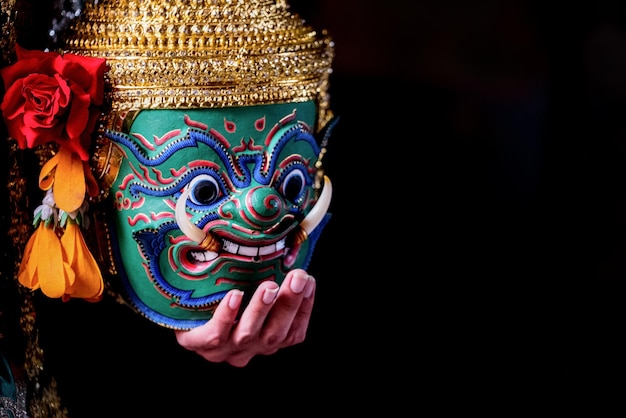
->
xmin=289 ymin=271 xmax=308 ymax=294
xmin=228 ymin=289 xmax=244 ymax=310
xmin=304 ymin=275 xmax=315 ymax=298
xmin=262 ymin=286 xmax=279 ymax=304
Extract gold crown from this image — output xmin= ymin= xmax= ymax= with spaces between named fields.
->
xmin=63 ymin=0 xmax=335 ymax=128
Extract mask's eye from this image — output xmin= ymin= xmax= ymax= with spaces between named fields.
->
xmin=188 ymin=174 xmax=221 ymax=206
xmin=280 ymin=169 xmax=306 ymax=203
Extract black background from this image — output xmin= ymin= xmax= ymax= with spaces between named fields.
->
xmin=294 ymin=0 xmax=623 ymax=408
xmin=4 ymin=0 xmax=624 ymax=414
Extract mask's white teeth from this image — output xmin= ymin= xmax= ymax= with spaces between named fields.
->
xmin=190 ymin=250 xmax=218 ymax=262
xmin=222 ymin=237 xmax=287 ymax=257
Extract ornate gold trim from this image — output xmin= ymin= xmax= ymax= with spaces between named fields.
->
xmin=63 ymin=0 xmax=335 ymax=130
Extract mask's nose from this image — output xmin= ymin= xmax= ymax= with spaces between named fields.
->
xmin=242 ymin=186 xmax=285 ymax=224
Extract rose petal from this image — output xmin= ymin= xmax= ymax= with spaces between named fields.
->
xmin=64 ymin=88 xmax=90 ymax=141
xmin=1 ymin=54 xmax=57 ymax=89
xmin=15 ymin=44 xmax=59 ymax=62
xmin=60 ymin=53 xmax=106 ymax=105
xmin=21 ymin=121 xmax=65 ymax=149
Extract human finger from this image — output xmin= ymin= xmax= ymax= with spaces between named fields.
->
xmin=280 ymin=274 xmax=315 ymax=346
xmin=174 ymin=289 xmax=243 ymax=352
xmin=257 ymin=269 xmax=312 ymax=347
xmin=229 ymin=280 xmax=280 ymax=347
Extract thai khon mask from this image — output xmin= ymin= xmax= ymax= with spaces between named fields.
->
xmin=95 ymin=102 xmax=334 ymax=329
xmin=3 ymin=0 xmax=336 ymax=330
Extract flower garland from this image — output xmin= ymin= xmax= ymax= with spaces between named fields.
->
xmin=0 ymin=45 xmax=105 ymax=302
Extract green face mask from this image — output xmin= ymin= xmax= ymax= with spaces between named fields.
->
xmin=104 ymin=101 xmax=333 ymax=329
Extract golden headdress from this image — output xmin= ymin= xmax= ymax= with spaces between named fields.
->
xmin=63 ymin=0 xmax=334 ymax=120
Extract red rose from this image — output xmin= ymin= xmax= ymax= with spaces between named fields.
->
xmin=0 ymin=45 xmax=106 ymax=161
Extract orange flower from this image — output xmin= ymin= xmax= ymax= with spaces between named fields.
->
xmin=18 ymin=221 xmax=74 ymax=299
xmin=17 ymin=188 xmax=103 ymax=301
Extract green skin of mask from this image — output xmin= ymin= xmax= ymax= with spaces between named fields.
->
xmin=105 ymin=101 xmax=330 ymax=329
